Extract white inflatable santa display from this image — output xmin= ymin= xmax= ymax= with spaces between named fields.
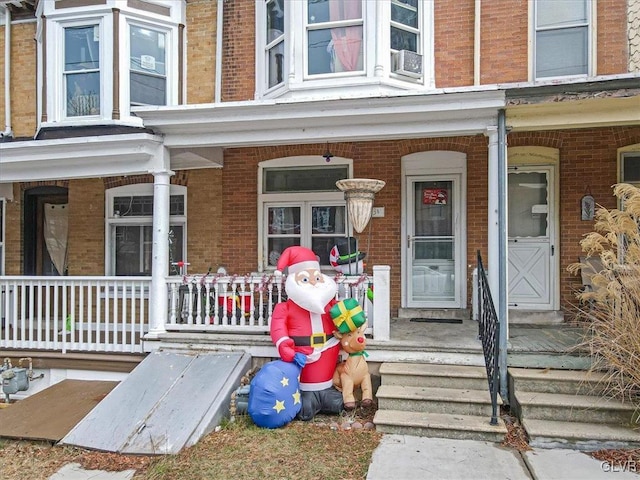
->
xmin=270 ymin=246 xmax=344 ymax=420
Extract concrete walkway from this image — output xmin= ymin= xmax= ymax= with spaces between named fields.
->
xmin=366 ymin=435 xmax=639 ymax=480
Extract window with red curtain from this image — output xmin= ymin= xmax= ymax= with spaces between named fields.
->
xmin=307 ymin=0 xmax=363 ymax=75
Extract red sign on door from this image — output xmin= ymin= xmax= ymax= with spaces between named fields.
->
xmin=423 ymin=188 xmax=448 ymax=205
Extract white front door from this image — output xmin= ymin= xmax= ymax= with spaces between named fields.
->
xmin=508 ymin=166 xmax=557 ymax=310
xmin=406 ymin=175 xmax=463 ymax=308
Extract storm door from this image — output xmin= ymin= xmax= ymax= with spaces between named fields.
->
xmin=406 ymin=176 xmax=462 ymax=308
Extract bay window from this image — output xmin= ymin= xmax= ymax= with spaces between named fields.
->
xmin=106 ymin=185 xmax=186 ymax=276
xmin=259 ymin=158 xmax=352 ymax=270
xmin=39 ymin=1 xmax=183 ymax=127
xmin=256 ymin=0 xmax=432 ymax=98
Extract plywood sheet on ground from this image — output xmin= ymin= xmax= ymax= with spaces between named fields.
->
xmin=0 ymin=379 xmax=119 ymax=441
xmin=61 ymin=350 xmax=251 ymax=455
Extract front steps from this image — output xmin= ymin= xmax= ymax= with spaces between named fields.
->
xmin=510 ymin=367 xmax=640 ymax=450
xmin=373 ymin=363 xmax=507 ymax=442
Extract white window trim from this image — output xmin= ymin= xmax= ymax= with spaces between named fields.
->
xmin=257 ymin=156 xmax=353 ymax=272
xmin=529 ymin=0 xmax=596 ymax=81
xmin=49 ymin=16 xmax=111 ymax=124
xmin=255 ymin=0 xmax=434 ymax=100
xmin=105 ymin=184 xmax=187 ymax=276
xmin=618 ymin=143 xmax=640 ymax=187
xmin=123 ymin=19 xmax=179 ymax=110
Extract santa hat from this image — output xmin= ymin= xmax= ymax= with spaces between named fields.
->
xmin=276 ymin=246 xmax=320 ymax=275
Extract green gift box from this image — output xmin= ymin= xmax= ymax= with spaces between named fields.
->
xmin=330 ymin=298 xmax=366 ymax=333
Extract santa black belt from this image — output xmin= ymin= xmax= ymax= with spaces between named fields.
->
xmin=291 ymin=334 xmax=332 ymax=348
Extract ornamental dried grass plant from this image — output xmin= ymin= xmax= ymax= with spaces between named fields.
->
xmin=568 ymin=183 xmax=640 ymax=410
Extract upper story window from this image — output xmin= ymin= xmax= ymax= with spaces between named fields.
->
xmin=257 ymin=0 xmax=432 ymax=99
xmin=258 ymin=157 xmax=352 ymax=271
xmin=130 ymin=25 xmax=167 ymax=106
xmin=65 ymin=25 xmax=101 ymax=117
xmin=106 ymin=184 xmax=186 ymax=276
xmin=266 ymin=0 xmax=286 ymax=89
xmin=38 ymin=1 xmax=184 ymax=128
xmin=534 ymin=0 xmax=592 ymax=80
xmin=307 ymin=0 xmax=363 ymax=75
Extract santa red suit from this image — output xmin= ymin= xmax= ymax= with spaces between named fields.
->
xmin=270 ymin=246 xmax=344 ymax=420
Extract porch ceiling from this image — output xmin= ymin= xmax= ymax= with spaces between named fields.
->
xmin=133 ymin=90 xmax=507 ymax=148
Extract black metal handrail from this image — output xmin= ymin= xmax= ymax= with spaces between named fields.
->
xmin=477 ymin=250 xmax=500 ymax=425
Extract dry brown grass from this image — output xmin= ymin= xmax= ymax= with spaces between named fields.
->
xmin=0 ymin=408 xmax=381 ymax=480
xmin=568 ymin=183 xmax=640 ymax=409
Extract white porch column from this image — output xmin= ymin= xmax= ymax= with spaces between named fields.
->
xmin=372 ymin=265 xmax=390 ymax=341
xmin=486 ymin=126 xmax=501 ymax=309
xmin=147 ymin=168 xmax=174 ymax=338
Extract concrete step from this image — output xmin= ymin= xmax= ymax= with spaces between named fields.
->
xmin=523 ymin=418 xmax=640 ymax=451
xmin=514 ymin=391 xmax=637 ymax=425
xmin=509 ymin=368 xmax=608 ymax=396
xmin=373 ymin=409 xmax=507 ymax=442
xmin=379 ymin=363 xmax=489 ymax=390
xmin=376 ymin=384 xmax=501 ymax=417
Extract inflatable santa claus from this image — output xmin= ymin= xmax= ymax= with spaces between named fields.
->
xmin=270 ymin=246 xmax=344 ymax=420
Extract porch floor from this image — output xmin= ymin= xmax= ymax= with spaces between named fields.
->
xmin=382 ymin=317 xmax=585 ymax=353
xmin=154 ymin=318 xmax=590 ymax=370
xmin=365 ymin=317 xmax=590 ymax=370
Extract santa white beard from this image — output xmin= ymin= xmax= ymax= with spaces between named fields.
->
xmin=285 ymin=273 xmax=337 ymax=314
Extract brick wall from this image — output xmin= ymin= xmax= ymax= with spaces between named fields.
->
xmin=186 ymin=0 xmax=216 ymax=104
xmin=478 ymin=0 xmax=529 ymax=85
xmin=221 ymin=0 xmax=255 ymax=102
xmin=67 ymin=179 xmax=105 ymax=275
xmin=597 ymin=0 xmax=631 ymax=74
xmin=0 ymin=22 xmax=37 ymax=138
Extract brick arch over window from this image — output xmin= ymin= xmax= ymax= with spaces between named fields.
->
xmin=399 ymin=137 xmax=475 ymax=157
xmin=102 ymin=171 xmax=189 ymax=189
xmin=507 ymin=131 xmax=563 ymax=149
xmin=21 ymin=180 xmax=69 ymax=191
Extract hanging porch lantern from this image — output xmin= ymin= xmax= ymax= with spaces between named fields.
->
xmin=336 ymin=179 xmax=385 ymax=233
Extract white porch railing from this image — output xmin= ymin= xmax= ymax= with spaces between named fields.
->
xmin=166 ymin=265 xmax=391 ymax=340
xmin=0 ymin=276 xmax=150 ymax=354
xmin=0 ymin=265 xmax=391 ymax=354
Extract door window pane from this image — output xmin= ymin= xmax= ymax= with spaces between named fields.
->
xmin=115 ymin=224 xmax=184 ymax=275
xmin=508 ymin=172 xmax=548 ymax=237
xmin=115 ymin=225 xmax=152 ymax=275
xmin=268 ymin=207 xmax=301 ymax=234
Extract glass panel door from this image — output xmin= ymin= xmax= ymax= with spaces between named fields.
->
xmin=410 ymin=180 xmax=456 ymax=303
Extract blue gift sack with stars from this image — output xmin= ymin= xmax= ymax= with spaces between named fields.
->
xmin=248 ymin=355 xmax=304 ymax=429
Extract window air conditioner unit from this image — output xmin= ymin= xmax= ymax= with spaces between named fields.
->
xmin=392 ymin=50 xmax=423 ymax=78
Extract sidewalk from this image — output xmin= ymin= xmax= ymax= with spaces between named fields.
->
xmin=49 ymin=433 xmax=640 ymax=480
xmin=365 ymin=435 xmax=639 ymax=480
